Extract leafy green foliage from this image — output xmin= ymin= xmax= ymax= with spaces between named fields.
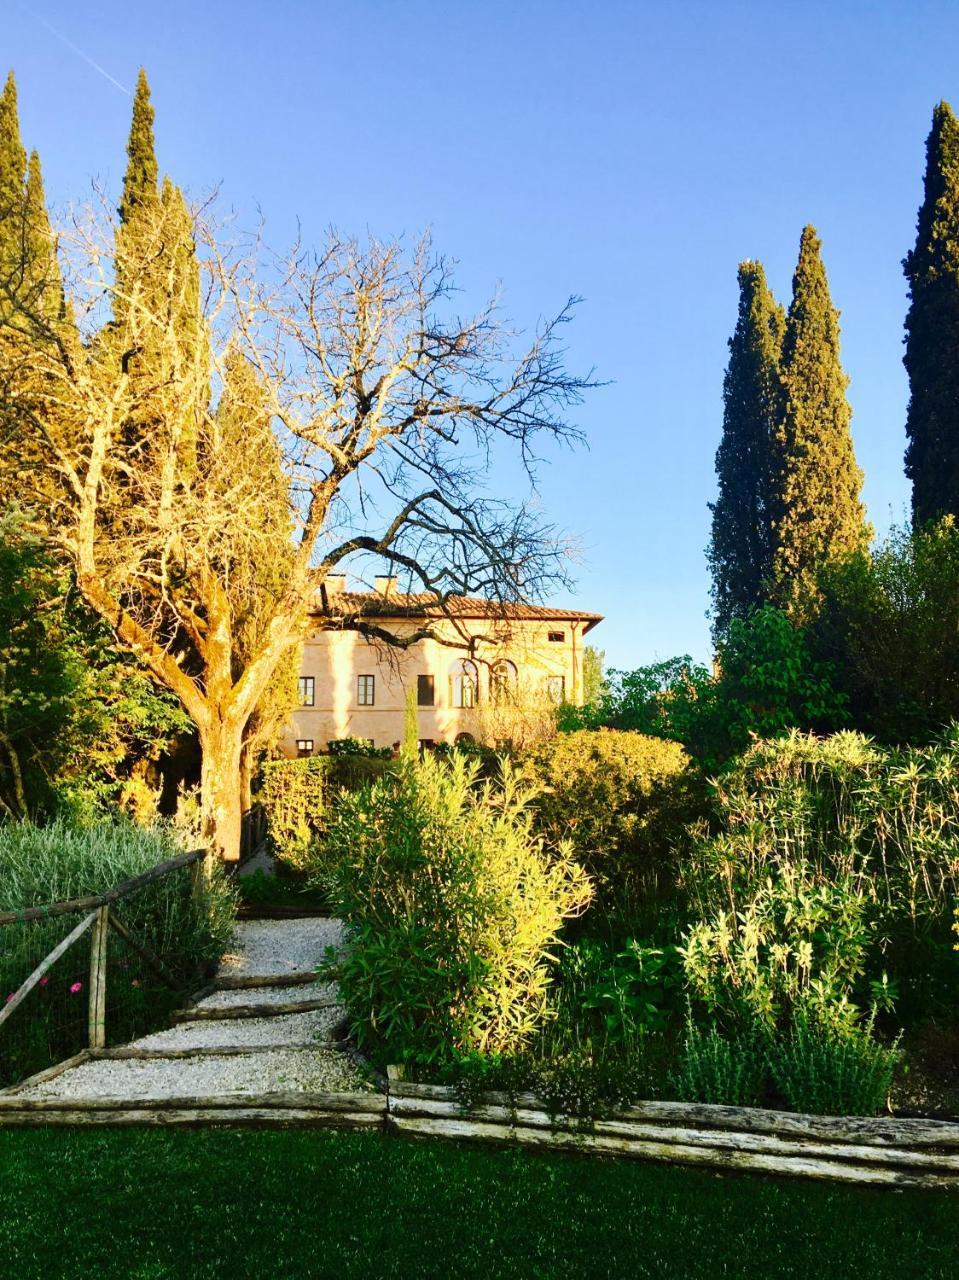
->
xmin=327 ymin=738 xmax=393 ymax=758
xmin=521 ymin=729 xmax=697 ymax=897
xmin=903 ymin=101 xmax=959 ymax=526
xmin=811 ymin=519 xmax=959 ymax=742
xmin=674 ymin=1022 xmax=766 ymax=1107
xmin=708 ymin=261 xmax=785 ymax=640
xmin=0 ymin=509 xmax=189 ymax=820
xmin=601 ymin=607 xmax=846 ymax=772
xmin=768 ymin=1012 xmax=901 ymax=1116
xmin=319 ymin=751 xmax=592 ymax=1066
xmin=258 ymin=754 xmax=392 ymax=871
xmin=679 ymin=730 xmax=959 ymax=1032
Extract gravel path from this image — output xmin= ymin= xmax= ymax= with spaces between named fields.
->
xmin=14 ymin=917 xmax=369 ymax=1101
xmin=19 ymin=1049 xmax=369 ymax=1100
xmin=218 ymin=918 xmax=343 ymax=977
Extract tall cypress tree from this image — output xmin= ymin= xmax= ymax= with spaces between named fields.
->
xmin=772 ymin=226 xmax=869 ymax=616
xmin=903 ymin=101 xmax=959 ymax=526
xmin=119 ymin=68 xmax=158 ymax=223
xmin=708 ymin=260 xmax=785 ymax=640
xmin=0 ymin=71 xmax=27 ymax=319
xmin=112 ymin=73 xmax=204 ymax=471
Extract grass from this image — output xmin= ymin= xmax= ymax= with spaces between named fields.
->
xmin=0 ymin=1128 xmax=956 ymax=1278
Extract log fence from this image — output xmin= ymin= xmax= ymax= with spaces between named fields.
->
xmin=0 ymin=849 xmax=206 ymax=1090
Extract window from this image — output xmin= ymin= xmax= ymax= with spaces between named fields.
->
xmin=490 ymin=659 xmax=517 ymax=705
xmin=548 ymin=630 xmax=565 ymax=643
xmin=357 ymin=674 xmax=375 ymax=706
xmin=418 ymin=738 xmax=436 ymax=751
xmin=546 ymin=674 xmax=566 ymax=704
xmin=298 ymin=676 xmax=315 ymax=707
xmin=449 ymin=659 xmax=479 ymax=709
xmin=417 ymin=674 xmax=435 ymax=707
xmin=296 ymin=739 xmax=314 ymax=757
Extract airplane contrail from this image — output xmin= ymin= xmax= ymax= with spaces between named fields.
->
xmin=18 ymin=6 xmax=130 ymax=95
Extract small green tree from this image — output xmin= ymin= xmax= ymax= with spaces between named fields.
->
xmin=600 ymin=608 xmax=846 ymax=771
xmin=0 ymin=508 xmax=188 ymax=819
xmin=811 ymin=518 xmax=959 ymax=742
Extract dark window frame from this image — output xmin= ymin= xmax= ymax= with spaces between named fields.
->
xmin=547 ymin=630 xmax=566 ymax=643
xmin=357 ymin=674 xmax=375 ymax=706
xmin=298 ymin=676 xmax=315 ymax=707
xmin=296 ymin=739 xmax=314 ymax=757
xmin=417 ymin=674 xmax=435 ymax=707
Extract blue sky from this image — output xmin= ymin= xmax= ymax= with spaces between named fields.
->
xmin=5 ymin=0 xmax=954 ymax=667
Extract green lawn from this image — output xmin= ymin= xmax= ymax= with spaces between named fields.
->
xmin=0 ymin=1128 xmax=956 ymax=1278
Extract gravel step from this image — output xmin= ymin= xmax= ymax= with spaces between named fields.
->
xmin=128 ymin=1008 xmax=344 ymax=1051
xmin=194 ymin=982 xmax=337 ymax=1011
xmin=16 ymin=1048 xmax=370 ymax=1101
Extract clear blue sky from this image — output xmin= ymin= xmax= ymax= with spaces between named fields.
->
xmin=5 ymin=0 xmax=954 ymax=667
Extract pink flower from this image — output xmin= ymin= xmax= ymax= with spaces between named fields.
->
xmin=131 ymin=979 xmax=141 ymax=988
xmin=70 ymin=981 xmax=82 ymax=994
xmin=5 ymin=993 xmax=14 ymax=1003
xmin=39 ymin=976 xmax=49 ymax=987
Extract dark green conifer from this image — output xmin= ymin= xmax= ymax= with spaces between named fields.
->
xmin=708 ymin=261 xmax=785 ymax=640
xmin=772 ymin=226 xmax=869 ymax=616
xmin=903 ymin=101 xmax=959 ymax=525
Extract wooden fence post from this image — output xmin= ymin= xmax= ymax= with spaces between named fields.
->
xmin=88 ymin=906 xmax=109 ymax=1050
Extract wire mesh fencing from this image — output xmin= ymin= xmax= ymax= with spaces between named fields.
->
xmin=0 ymin=849 xmax=211 ymax=1090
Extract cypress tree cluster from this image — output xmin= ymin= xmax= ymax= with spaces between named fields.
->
xmin=709 ymin=228 xmax=868 ymax=631
xmin=708 ymin=261 xmax=784 ymax=639
xmin=903 ymin=101 xmax=959 ymax=527
xmin=0 ymin=72 xmax=63 ymax=325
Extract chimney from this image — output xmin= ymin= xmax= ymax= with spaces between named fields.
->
xmin=374 ymin=575 xmax=399 ymax=598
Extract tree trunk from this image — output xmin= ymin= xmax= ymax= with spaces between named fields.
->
xmin=199 ymin=719 xmax=244 ymax=863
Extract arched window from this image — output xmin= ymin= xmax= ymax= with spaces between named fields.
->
xmin=490 ymin=659 xmax=518 ymax=705
xmin=449 ymin=659 xmax=479 ymax=709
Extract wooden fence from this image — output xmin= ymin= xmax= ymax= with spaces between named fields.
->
xmin=0 ymin=849 xmax=207 ymax=1085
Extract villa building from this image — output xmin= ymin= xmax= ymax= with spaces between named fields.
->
xmin=284 ymin=577 xmax=602 ymax=755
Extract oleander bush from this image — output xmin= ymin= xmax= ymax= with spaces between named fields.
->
xmin=521 ymin=729 xmax=701 ymax=900
xmin=679 ymin=730 xmax=959 ymax=1032
xmin=319 ymin=750 xmax=592 ymax=1067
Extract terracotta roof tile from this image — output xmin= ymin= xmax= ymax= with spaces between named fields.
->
xmin=311 ymin=591 xmax=602 ymax=631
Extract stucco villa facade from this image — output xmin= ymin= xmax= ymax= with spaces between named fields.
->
xmin=284 ymin=577 xmax=603 ymax=755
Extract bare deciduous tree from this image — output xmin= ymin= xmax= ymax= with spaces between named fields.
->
xmin=1 ymin=199 xmax=592 ymax=860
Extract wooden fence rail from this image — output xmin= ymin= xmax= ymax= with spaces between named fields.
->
xmin=0 ymin=850 xmax=207 ymax=1080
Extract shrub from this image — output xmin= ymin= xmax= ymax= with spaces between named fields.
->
xmin=767 ymin=1012 xmax=901 ymax=1116
xmin=319 ymin=751 xmax=592 ymax=1067
xmin=548 ymin=935 xmax=684 ymax=1044
xmin=258 ymin=754 xmax=392 ymax=871
xmin=327 ymin=738 xmax=392 ymax=759
xmin=521 ymin=729 xmax=697 ymax=899
xmin=673 ymin=1022 xmax=766 ymax=1107
xmin=811 ymin=518 xmax=959 ymax=744
xmin=259 ymin=758 xmax=328 ymax=871
xmin=679 ymin=730 xmax=959 ymax=1031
